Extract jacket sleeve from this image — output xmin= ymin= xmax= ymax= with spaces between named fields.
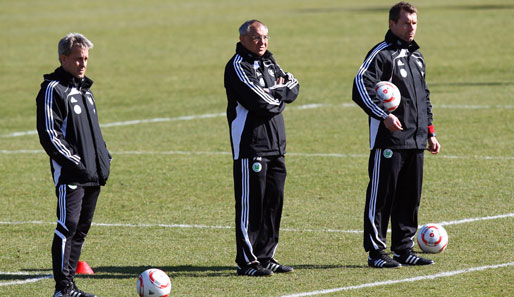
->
xmin=36 ymin=81 xmax=88 ymax=177
xmin=225 ymin=57 xmax=285 ymax=116
xmin=270 ymin=72 xmax=300 ymax=104
xmin=423 ymin=69 xmax=434 ymax=127
xmin=352 ymin=50 xmax=390 ymax=120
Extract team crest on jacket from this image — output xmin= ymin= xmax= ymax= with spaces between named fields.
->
xmin=73 ymin=105 xmax=82 ymax=115
xmin=383 ymin=149 xmax=393 ymax=159
xmin=252 ymin=162 xmax=262 ymax=173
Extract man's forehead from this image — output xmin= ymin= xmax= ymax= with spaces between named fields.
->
xmin=250 ymin=24 xmax=267 ymax=34
xmin=71 ymin=45 xmax=88 ymax=54
xmin=401 ymin=11 xmax=417 ymax=19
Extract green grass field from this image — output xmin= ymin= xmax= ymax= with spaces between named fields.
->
xmin=1 ymin=0 xmax=513 ymax=296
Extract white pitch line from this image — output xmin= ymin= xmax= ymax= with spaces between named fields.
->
xmin=1 ymin=149 xmax=513 ymax=160
xmin=0 ymin=275 xmax=52 ymax=287
xmin=0 ymin=215 xmax=513 ymax=288
xmin=437 ymin=213 xmax=514 ymax=226
xmin=0 ymin=213 xmax=512 ymax=234
xmin=0 ymin=271 xmax=50 ymax=275
xmin=2 ymin=103 xmax=512 ymax=138
xmin=0 ymin=103 xmax=327 ymax=138
xmin=281 ymin=262 xmax=514 ymax=297
xmin=113 ymin=150 xmax=231 ymax=156
xmin=438 ymin=104 xmax=514 ymax=109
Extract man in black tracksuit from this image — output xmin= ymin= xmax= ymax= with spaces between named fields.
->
xmin=352 ymin=2 xmax=441 ymax=268
xmin=36 ymin=33 xmax=110 ymax=297
xmin=225 ymin=20 xmax=299 ymax=276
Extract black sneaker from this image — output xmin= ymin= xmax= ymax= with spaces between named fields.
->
xmin=368 ymin=250 xmax=402 ymax=268
xmin=261 ymin=258 xmax=294 ymax=273
xmin=237 ymin=262 xmax=273 ymax=276
xmin=394 ymin=251 xmax=434 ymax=266
xmin=70 ymin=282 xmax=97 ymax=297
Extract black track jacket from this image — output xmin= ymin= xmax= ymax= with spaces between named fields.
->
xmin=352 ymin=30 xmax=434 ymax=150
xmin=225 ymin=43 xmax=299 ymax=160
xmin=36 ymin=67 xmax=111 ymax=187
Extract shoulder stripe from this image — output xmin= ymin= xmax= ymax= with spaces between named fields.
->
xmin=44 ymin=81 xmax=81 ymax=164
xmin=355 ymin=42 xmax=391 ymax=119
xmin=233 ymin=55 xmax=280 ymax=105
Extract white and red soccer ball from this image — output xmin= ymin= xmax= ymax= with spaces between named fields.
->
xmin=417 ymin=223 xmax=448 ymax=253
xmin=375 ymin=81 xmax=401 ymax=112
xmin=137 ymin=268 xmax=171 ymax=297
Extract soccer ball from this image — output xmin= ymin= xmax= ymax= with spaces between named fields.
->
xmin=375 ymin=81 xmax=401 ymax=112
xmin=137 ymin=268 xmax=171 ymax=297
xmin=417 ymin=224 xmax=448 ymax=253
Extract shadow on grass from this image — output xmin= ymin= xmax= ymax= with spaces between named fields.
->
xmin=92 ymin=263 xmax=360 ymax=278
xmin=15 ymin=263 xmax=365 ymax=279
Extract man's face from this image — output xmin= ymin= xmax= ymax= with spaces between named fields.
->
xmin=61 ymin=45 xmax=89 ymax=79
xmin=240 ymin=22 xmax=268 ymax=57
xmin=390 ymin=10 xmax=417 ymax=42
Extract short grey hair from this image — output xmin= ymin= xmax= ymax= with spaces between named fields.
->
xmin=58 ymin=33 xmax=93 ymax=62
xmin=238 ymin=19 xmax=267 ymax=36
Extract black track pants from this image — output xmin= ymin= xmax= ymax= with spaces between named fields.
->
xmin=52 ymin=184 xmax=100 ymax=290
xmin=233 ymin=156 xmax=286 ymax=265
xmin=363 ymin=149 xmax=424 ymax=253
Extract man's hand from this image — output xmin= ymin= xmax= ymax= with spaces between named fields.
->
xmin=264 ymin=77 xmax=285 ymax=93
xmin=427 ymin=137 xmax=440 ymax=154
xmin=383 ymin=114 xmax=403 ymax=132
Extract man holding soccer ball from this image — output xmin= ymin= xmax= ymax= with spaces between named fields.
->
xmin=352 ymin=2 xmax=441 ymax=268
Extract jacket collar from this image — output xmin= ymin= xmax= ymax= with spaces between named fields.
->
xmin=44 ymin=66 xmax=93 ymax=89
xmin=235 ymin=42 xmax=272 ymax=61
xmin=385 ymin=29 xmax=420 ymax=52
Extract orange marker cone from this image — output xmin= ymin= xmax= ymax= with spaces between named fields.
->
xmin=76 ymin=261 xmax=94 ymax=275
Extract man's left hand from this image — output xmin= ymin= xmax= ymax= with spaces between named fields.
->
xmin=427 ymin=137 xmax=440 ymax=154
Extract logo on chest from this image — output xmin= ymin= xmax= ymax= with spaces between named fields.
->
xmin=73 ymin=105 xmax=82 ymax=114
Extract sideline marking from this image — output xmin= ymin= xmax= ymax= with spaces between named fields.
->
xmin=281 ymin=262 xmax=514 ymax=297
xmin=1 ymin=213 xmax=512 ymax=234
xmin=0 ymin=103 xmax=328 ymax=138
xmin=1 ymin=149 xmax=512 ymax=160
xmin=0 ymin=215 xmax=513 ymax=288
xmin=0 ymin=274 xmax=52 ymax=287
xmin=2 ymin=103 xmax=511 ymax=138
